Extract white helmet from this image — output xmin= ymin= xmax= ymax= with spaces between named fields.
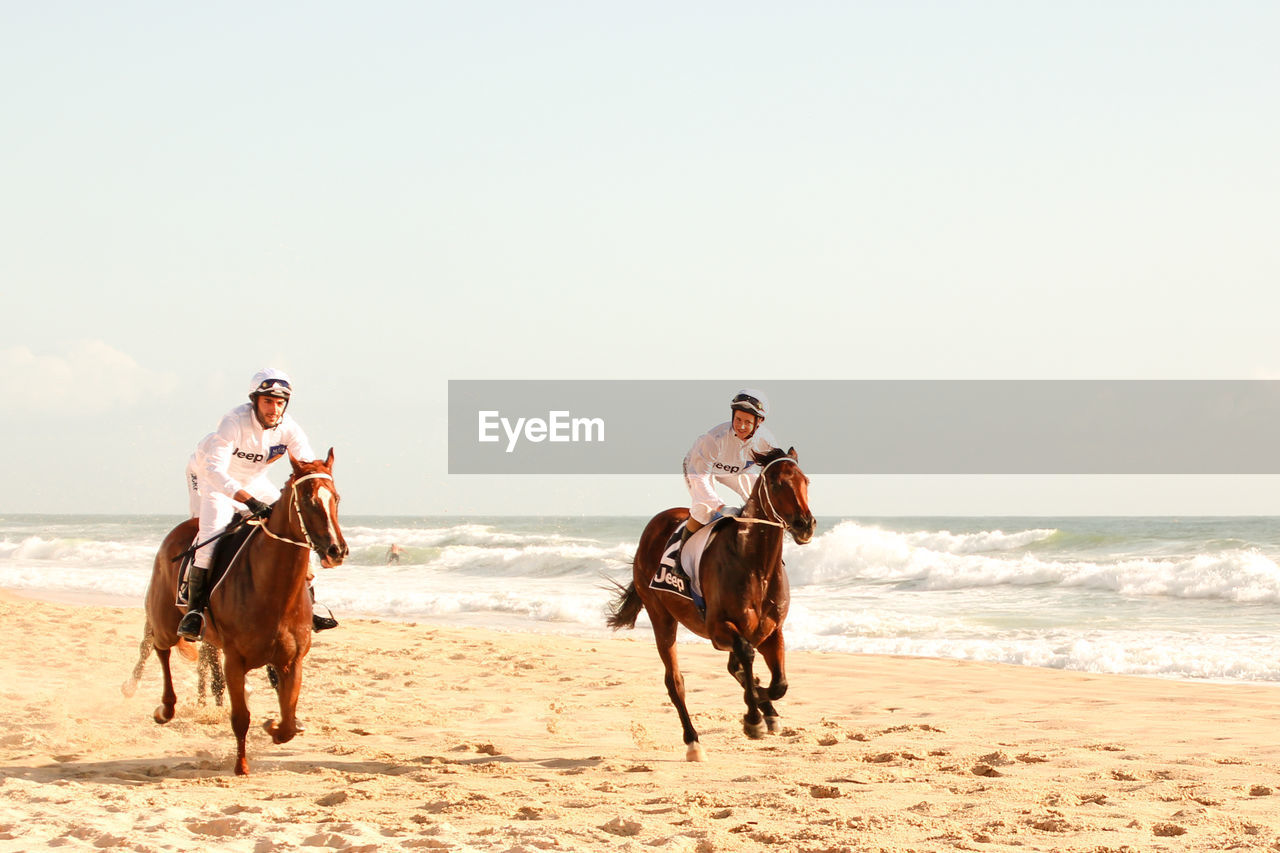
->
xmin=249 ymin=368 xmax=292 ymax=400
xmin=730 ymin=388 xmax=768 ymax=419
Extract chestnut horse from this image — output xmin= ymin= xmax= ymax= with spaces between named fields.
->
xmin=607 ymin=447 xmax=814 ymax=761
xmin=144 ymin=450 xmax=347 ymax=775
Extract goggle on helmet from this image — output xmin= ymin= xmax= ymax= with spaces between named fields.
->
xmin=730 ymin=388 xmax=768 ymax=419
xmin=248 ymin=369 xmax=293 ymax=400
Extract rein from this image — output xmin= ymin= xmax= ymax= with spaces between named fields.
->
xmin=249 ymin=472 xmax=333 ymax=553
xmin=738 ymin=456 xmax=792 ymax=529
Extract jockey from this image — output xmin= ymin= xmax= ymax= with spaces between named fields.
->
xmin=177 ymin=368 xmax=338 ymax=640
xmin=675 ymin=388 xmax=780 ymax=562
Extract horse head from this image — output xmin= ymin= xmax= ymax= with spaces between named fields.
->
xmin=751 ymin=447 xmax=816 ymax=544
xmin=285 ymin=449 xmax=349 ymax=568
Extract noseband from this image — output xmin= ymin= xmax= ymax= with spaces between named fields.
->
xmin=250 ymin=472 xmax=335 ymax=554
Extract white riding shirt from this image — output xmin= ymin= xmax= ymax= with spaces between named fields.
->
xmin=186 ymin=403 xmax=314 ymax=567
xmin=194 ymin=403 xmax=314 ymax=500
xmin=683 ymin=422 xmax=779 ymax=525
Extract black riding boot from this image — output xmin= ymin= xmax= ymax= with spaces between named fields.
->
xmin=177 ymin=566 xmax=211 ymax=640
xmin=671 ymin=524 xmax=694 ymax=568
xmin=310 ymin=585 xmax=338 ymax=632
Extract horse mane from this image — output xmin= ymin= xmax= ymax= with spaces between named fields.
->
xmin=752 ymin=447 xmax=792 ymax=468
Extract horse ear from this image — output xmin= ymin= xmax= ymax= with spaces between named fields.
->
xmin=289 ymin=452 xmax=303 ymax=473
xmin=325 ymin=447 xmax=335 ymax=469
xmin=787 ymin=446 xmax=798 ymax=461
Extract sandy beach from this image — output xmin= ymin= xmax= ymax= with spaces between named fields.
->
xmin=2 ymin=588 xmax=1280 ymax=852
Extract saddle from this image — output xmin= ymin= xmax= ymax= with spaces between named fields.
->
xmin=176 ymin=519 xmax=261 ymax=606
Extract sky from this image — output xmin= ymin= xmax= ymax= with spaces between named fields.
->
xmin=3 ymin=2 xmax=1279 ymax=516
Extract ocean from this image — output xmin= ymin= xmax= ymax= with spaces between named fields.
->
xmin=3 ymin=514 xmax=1279 ymax=685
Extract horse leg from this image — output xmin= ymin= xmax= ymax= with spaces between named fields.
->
xmin=731 ymin=636 xmax=767 ymax=739
xmin=223 ymin=653 xmax=252 ymax=775
xmin=652 ymin=613 xmax=704 ymax=762
xmin=197 ymin=643 xmax=226 ymax=707
xmin=755 ymin=630 xmax=788 ymax=733
xmin=197 ymin=645 xmax=210 ymax=706
xmin=152 ymin=645 xmax=177 ymax=724
xmin=263 ymin=661 xmax=301 ymax=745
xmin=122 ymin=625 xmax=153 ymax=698
xmin=727 ymin=651 xmax=780 ymax=731
xmin=209 ymin=646 xmax=227 ymax=707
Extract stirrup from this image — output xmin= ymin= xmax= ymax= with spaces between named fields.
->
xmin=177 ymin=610 xmax=205 ymax=641
xmin=310 ymin=585 xmax=338 ymax=631
xmin=312 ymin=607 xmax=338 ymax=632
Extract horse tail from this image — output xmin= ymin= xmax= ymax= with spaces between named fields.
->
xmin=606 ymin=580 xmax=643 ymax=630
xmin=175 ymin=637 xmax=198 ymax=662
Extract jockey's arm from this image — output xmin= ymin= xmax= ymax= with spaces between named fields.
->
xmin=286 ymin=422 xmax=316 ymax=463
xmin=686 ymin=437 xmax=729 ymax=524
xmin=202 ymin=422 xmax=245 ymax=500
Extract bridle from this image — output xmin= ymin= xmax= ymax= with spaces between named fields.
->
xmin=738 ymin=456 xmax=796 ymax=530
xmin=249 ymin=472 xmax=335 ymax=554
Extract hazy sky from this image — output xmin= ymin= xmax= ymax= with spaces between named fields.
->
xmin=4 ymin=3 xmax=1279 ymax=516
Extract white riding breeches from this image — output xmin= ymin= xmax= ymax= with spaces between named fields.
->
xmin=185 ymin=457 xmax=281 ymax=569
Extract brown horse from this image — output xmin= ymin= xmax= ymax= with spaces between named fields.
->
xmin=608 ymin=447 xmax=814 ymax=761
xmin=144 ymin=450 xmax=348 ymax=775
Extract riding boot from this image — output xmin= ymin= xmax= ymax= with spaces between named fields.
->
xmin=177 ymin=566 xmax=212 ymax=640
xmin=310 ymin=584 xmax=338 ymax=632
xmin=671 ymin=523 xmax=695 ymax=571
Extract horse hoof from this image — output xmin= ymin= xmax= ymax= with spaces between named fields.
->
xmin=743 ymin=716 xmax=767 ymax=739
xmin=121 ymin=678 xmax=138 ymax=698
xmin=153 ymin=705 xmax=173 ymax=724
xmin=765 ymin=715 xmax=782 ymax=734
xmin=685 ymin=742 xmax=706 ymax=762
xmin=235 ymin=760 xmax=249 ymax=776
xmin=263 ymin=719 xmax=295 ymax=745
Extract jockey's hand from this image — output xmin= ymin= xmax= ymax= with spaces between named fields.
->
xmin=710 ymin=506 xmax=740 ymax=522
xmin=245 ymin=497 xmax=273 ymax=519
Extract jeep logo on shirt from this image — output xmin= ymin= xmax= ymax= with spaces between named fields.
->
xmin=232 ymin=448 xmax=265 ymax=463
xmin=713 ymin=462 xmax=741 ymax=474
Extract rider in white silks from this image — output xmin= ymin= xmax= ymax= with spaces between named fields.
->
xmin=673 ymin=388 xmax=779 ymax=565
xmin=177 ymin=368 xmax=338 ymax=640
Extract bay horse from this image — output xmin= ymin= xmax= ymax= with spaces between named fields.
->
xmin=607 ymin=447 xmax=814 ymax=761
xmin=143 ymin=450 xmax=347 ymax=775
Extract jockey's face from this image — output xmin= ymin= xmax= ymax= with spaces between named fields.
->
xmin=254 ymin=395 xmax=287 ymax=429
xmin=731 ymin=410 xmax=760 ymax=441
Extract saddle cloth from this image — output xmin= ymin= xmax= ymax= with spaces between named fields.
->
xmin=650 ymin=519 xmax=723 ymax=606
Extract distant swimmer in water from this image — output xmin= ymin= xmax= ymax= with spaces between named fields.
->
xmin=387 ymin=543 xmax=403 ymax=565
